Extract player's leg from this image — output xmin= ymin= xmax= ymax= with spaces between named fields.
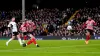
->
xmin=85 ymin=30 xmax=91 ymax=44
xmin=23 ymin=35 xmax=27 ymax=40
xmin=22 ymin=32 xmax=28 ymax=43
xmin=16 ymin=33 xmax=23 ymax=46
xmin=27 ymin=34 xmax=39 ymax=47
xmin=6 ymin=33 xmax=15 ymax=46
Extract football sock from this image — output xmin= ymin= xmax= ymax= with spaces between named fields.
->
xmin=86 ymin=35 xmax=90 ymax=41
xmin=6 ymin=38 xmax=13 ymax=45
xmin=27 ymin=38 xmax=37 ymax=45
xmin=27 ymin=40 xmax=32 ymax=45
xmin=85 ymin=35 xmax=90 ymax=44
xmin=22 ymin=40 xmax=25 ymax=43
xmin=31 ymin=38 xmax=37 ymax=45
xmin=18 ymin=38 xmax=23 ymax=45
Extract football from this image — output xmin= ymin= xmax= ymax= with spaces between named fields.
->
xmin=22 ymin=43 xmax=26 ymax=47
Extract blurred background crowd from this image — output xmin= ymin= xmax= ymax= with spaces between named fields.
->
xmin=0 ymin=7 xmax=100 ymax=37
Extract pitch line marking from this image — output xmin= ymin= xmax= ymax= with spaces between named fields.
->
xmin=0 ymin=44 xmax=100 ymax=52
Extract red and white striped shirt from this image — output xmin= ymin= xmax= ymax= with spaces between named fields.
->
xmin=27 ymin=22 xmax=36 ymax=32
xmin=86 ymin=19 xmax=96 ymax=30
xmin=20 ymin=23 xmax=27 ymax=32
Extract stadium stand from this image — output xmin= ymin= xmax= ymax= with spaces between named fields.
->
xmin=0 ymin=7 xmax=100 ymax=37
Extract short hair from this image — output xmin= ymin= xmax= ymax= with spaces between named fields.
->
xmin=88 ymin=16 xmax=92 ymax=19
xmin=12 ymin=17 xmax=16 ymax=18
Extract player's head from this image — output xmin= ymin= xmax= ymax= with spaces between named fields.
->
xmin=22 ymin=21 xmax=25 ymax=24
xmin=29 ymin=20 xmax=32 ymax=22
xmin=88 ymin=17 xmax=92 ymax=21
xmin=28 ymin=20 xmax=32 ymax=23
xmin=11 ymin=17 xmax=15 ymax=22
xmin=25 ymin=19 xmax=32 ymax=23
xmin=23 ymin=19 xmax=28 ymax=23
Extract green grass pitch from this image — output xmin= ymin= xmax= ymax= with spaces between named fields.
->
xmin=0 ymin=40 xmax=100 ymax=56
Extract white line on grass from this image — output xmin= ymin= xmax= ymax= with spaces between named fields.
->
xmin=0 ymin=44 xmax=100 ymax=52
xmin=22 ymin=52 xmax=100 ymax=54
xmin=0 ymin=50 xmax=100 ymax=54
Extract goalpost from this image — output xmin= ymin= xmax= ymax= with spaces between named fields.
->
xmin=22 ymin=0 xmax=39 ymax=20
xmin=22 ymin=0 xmax=25 ymax=21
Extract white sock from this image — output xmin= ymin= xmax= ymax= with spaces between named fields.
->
xmin=6 ymin=38 xmax=13 ymax=44
xmin=18 ymin=38 xmax=23 ymax=45
xmin=22 ymin=40 xmax=25 ymax=43
xmin=36 ymin=44 xmax=38 ymax=46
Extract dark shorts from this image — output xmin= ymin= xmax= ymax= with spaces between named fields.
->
xmin=27 ymin=32 xmax=33 ymax=35
xmin=23 ymin=32 xmax=33 ymax=35
xmin=12 ymin=32 xmax=19 ymax=36
xmin=86 ymin=29 xmax=94 ymax=35
xmin=23 ymin=32 xmax=28 ymax=35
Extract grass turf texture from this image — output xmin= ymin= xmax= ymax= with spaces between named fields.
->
xmin=0 ymin=40 xmax=100 ymax=56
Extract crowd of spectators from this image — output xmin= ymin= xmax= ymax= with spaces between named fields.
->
xmin=0 ymin=7 xmax=100 ymax=37
xmin=73 ymin=7 xmax=100 ymax=35
xmin=47 ymin=7 xmax=100 ymax=36
xmin=0 ymin=8 xmax=75 ymax=37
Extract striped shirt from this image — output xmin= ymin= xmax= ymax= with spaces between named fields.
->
xmin=86 ymin=20 xmax=96 ymax=30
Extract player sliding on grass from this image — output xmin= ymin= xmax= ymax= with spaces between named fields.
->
xmin=6 ymin=17 xmax=23 ymax=46
xmin=83 ymin=17 xmax=96 ymax=44
xmin=20 ymin=19 xmax=39 ymax=47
